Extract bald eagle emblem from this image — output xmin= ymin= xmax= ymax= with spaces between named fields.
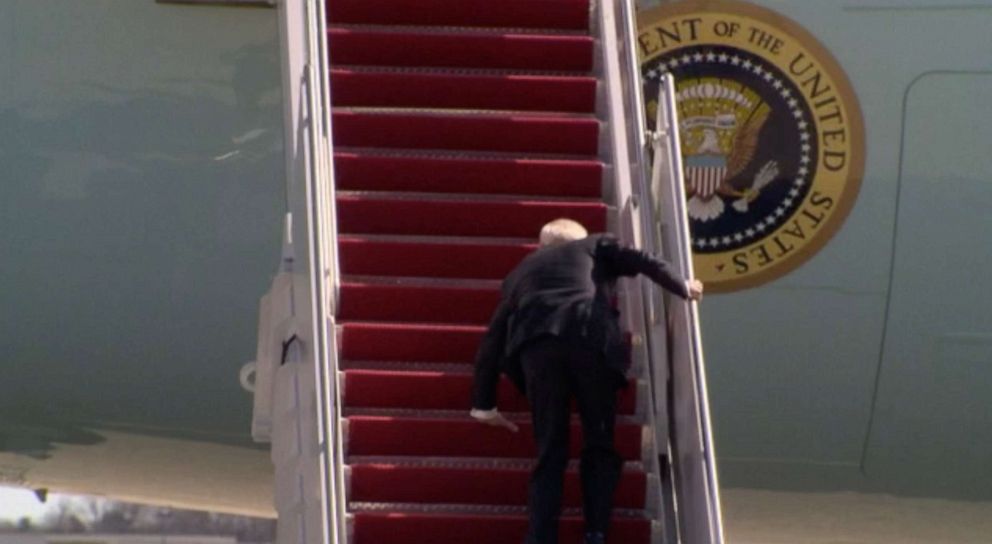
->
xmin=675 ymin=80 xmax=780 ymax=222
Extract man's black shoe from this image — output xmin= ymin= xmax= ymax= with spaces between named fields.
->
xmin=583 ymin=532 xmax=605 ymax=544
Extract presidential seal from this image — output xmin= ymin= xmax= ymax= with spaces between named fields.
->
xmin=638 ymin=0 xmax=864 ymax=292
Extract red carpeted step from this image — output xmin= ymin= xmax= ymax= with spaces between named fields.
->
xmin=349 ymin=463 xmax=646 ymax=508
xmin=327 ymin=0 xmax=590 ymax=31
xmin=339 ymin=280 xmax=500 ymax=324
xmin=340 ymin=322 xmax=485 ymax=363
xmin=339 ymin=236 xmax=535 ymax=280
xmin=342 ymin=370 xmax=638 ymax=414
xmin=332 ymin=111 xmax=599 ymax=155
xmin=334 ymin=153 xmax=603 ymax=198
xmin=337 ymin=195 xmax=607 ymax=238
xmin=331 ymin=70 xmax=597 ymax=113
xmin=352 ymin=512 xmax=650 ymax=544
xmin=344 ymin=371 xmax=526 ymax=411
xmin=346 ymin=416 xmax=643 ymax=460
xmin=328 ymin=28 xmax=594 ymax=72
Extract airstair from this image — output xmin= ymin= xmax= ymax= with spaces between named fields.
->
xmin=250 ymin=1 xmax=723 ymax=542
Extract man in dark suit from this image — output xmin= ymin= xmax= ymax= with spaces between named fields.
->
xmin=471 ymin=219 xmax=703 ymax=544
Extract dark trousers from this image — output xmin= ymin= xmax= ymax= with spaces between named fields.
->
xmin=520 ymin=336 xmax=623 ymax=544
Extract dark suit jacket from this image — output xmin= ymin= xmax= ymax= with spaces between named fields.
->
xmin=471 ymin=234 xmax=689 ymax=410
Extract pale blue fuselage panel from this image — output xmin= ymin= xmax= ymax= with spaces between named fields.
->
xmin=0 ymin=1 xmax=284 ymax=446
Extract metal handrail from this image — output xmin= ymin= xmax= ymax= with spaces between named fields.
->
xmin=305 ymin=0 xmax=339 ymax=312
xmin=301 ymin=0 xmax=347 ymax=542
xmin=611 ymin=1 xmax=725 ymax=541
xmin=600 ymin=2 xmax=677 ymax=541
xmin=613 ymin=4 xmax=682 ymax=543
xmin=650 ymin=73 xmax=726 ymax=544
xmin=313 ymin=0 xmax=341 ymax=311
xmin=620 ymin=0 xmax=649 ymax=155
xmin=612 ymin=4 xmax=682 ymax=542
xmin=617 ymin=0 xmax=668 ymax=310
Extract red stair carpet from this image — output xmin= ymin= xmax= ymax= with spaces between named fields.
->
xmin=327 ymin=1 xmax=654 ymax=542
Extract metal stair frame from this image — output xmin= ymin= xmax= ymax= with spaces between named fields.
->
xmin=596 ymin=2 xmax=726 ymax=543
xmin=262 ymin=1 xmax=346 ymax=544
xmin=258 ymin=0 xmax=726 ymax=543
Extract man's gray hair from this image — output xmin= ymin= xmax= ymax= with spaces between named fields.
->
xmin=539 ymin=218 xmax=588 ymax=247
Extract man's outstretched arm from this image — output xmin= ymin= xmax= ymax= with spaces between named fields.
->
xmin=598 ymin=236 xmax=703 ymax=300
xmin=470 ymin=299 xmax=519 ymax=432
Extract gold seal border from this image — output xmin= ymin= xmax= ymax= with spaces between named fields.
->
xmin=639 ymin=0 xmax=866 ymax=293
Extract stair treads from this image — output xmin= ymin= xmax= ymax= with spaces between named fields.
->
xmin=346 ymin=416 xmax=643 ymax=460
xmin=340 ymin=322 xmax=485 ymax=363
xmin=342 ymin=370 xmax=638 ymax=415
xmin=323 ymin=1 xmax=654 ymax=540
xmin=328 ymin=28 xmax=594 ymax=72
xmin=331 ymin=111 xmax=599 ymax=155
xmin=334 ymin=153 xmax=603 ymax=197
xmin=349 ymin=463 xmax=646 ymax=508
xmin=352 ymin=511 xmax=650 ymax=544
xmin=339 ymin=236 xmax=536 ymax=279
xmin=336 ymin=195 xmax=607 ymax=237
xmin=343 ymin=370 xmax=527 ymax=411
xmin=330 ymin=70 xmax=597 ymax=113
xmin=327 ymin=0 xmax=590 ymax=31
xmin=339 ymin=280 xmax=500 ymax=324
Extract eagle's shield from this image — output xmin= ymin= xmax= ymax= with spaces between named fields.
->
xmin=685 ymin=154 xmax=727 ymax=199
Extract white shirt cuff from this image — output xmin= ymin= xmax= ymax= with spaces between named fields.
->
xmin=470 ymin=408 xmax=499 ymax=420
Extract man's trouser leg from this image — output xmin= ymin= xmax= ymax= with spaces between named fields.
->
xmin=571 ymin=346 xmax=622 ymax=537
xmin=521 ymin=337 xmax=572 ymax=544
